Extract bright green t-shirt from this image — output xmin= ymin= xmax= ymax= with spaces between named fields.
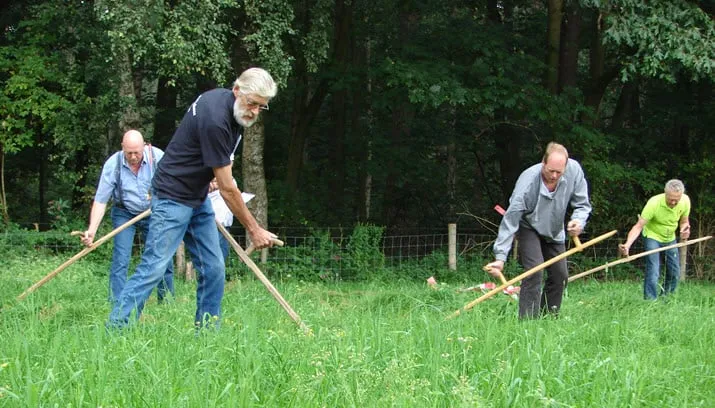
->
xmin=641 ymin=193 xmax=691 ymax=243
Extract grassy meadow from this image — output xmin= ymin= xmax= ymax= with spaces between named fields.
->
xmin=1 ymin=253 xmax=714 ymax=407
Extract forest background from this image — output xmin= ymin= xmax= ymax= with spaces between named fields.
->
xmin=1 ymin=0 xmax=713 ymax=244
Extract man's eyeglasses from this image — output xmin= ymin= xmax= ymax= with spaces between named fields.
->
xmin=240 ymin=92 xmax=269 ymax=111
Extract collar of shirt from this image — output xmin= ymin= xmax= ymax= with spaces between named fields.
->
xmin=121 ymin=148 xmax=150 ymax=168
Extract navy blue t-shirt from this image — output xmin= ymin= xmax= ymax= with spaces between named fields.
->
xmin=152 ymin=88 xmax=242 ymax=208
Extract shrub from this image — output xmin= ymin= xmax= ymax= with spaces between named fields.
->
xmin=263 ymin=229 xmax=344 ymax=282
xmin=344 ymin=224 xmax=385 ymax=280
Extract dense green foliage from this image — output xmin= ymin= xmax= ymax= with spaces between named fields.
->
xmin=0 ymin=0 xmax=713 ymax=246
xmin=1 ymin=255 xmax=714 ymax=406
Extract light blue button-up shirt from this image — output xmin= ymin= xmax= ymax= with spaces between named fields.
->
xmin=94 ymin=145 xmax=164 ymax=214
xmin=493 ymin=158 xmax=592 ymax=262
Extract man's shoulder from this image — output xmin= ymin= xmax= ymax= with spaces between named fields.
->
xmin=679 ymin=193 xmax=691 ymax=210
xmin=644 ymin=193 xmax=664 ymax=209
xmin=192 ymin=88 xmax=235 ymax=126
xmin=103 ymin=151 xmax=122 ymax=168
xmin=200 ymin=88 xmax=234 ymax=106
xmin=519 ymin=162 xmax=542 ymax=177
xmin=148 ymin=145 xmax=165 ymax=156
xmin=512 ymin=163 xmax=542 ymax=196
xmin=566 ymin=158 xmax=585 ymax=173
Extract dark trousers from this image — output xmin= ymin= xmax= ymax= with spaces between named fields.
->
xmin=517 ymin=227 xmax=568 ymax=318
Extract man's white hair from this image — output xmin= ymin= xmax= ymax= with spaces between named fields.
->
xmin=233 ymin=68 xmax=277 ymax=99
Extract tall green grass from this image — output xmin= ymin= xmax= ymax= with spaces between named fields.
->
xmin=1 ymin=254 xmax=713 ymax=407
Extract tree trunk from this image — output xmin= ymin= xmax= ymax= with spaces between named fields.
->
xmin=0 ymin=148 xmax=8 ymax=225
xmin=285 ymin=78 xmax=329 ymax=192
xmin=558 ymin=2 xmax=581 ymax=92
xmin=587 ymin=11 xmax=605 ymax=106
xmin=328 ymin=92 xmax=347 ymax=210
xmin=382 ymin=6 xmax=417 ymax=226
xmin=38 ymin=134 xmax=49 ymax=230
xmin=609 ymin=81 xmax=637 ymax=131
xmin=117 ymin=52 xmax=140 ymax=133
xmin=471 ymin=149 xmax=493 ymax=213
xmin=327 ymin=0 xmax=352 ymax=213
xmin=584 ymin=10 xmax=619 ymax=123
xmin=446 ymin=111 xmax=458 ymax=220
xmin=153 ymin=76 xmax=179 ymax=148
xmin=487 ymin=0 xmax=500 ymax=23
xmin=546 ymin=0 xmax=563 ymax=94
xmin=242 ymin=115 xmax=269 ymax=239
xmin=383 ymin=104 xmax=413 ymax=226
xmin=356 ymin=35 xmax=373 ymax=222
xmin=494 ymin=129 xmax=522 ymax=203
xmin=358 ymin=139 xmax=373 ymax=222
xmin=72 ymin=147 xmax=90 ymax=211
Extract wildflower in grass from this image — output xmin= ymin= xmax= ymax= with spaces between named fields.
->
xmin=0 ymin=384 xmax=11 ymax=399
xmin=451 ymin=375 xmax=477 ymax=401
xmin=409 ymin=378 xmax=432 ymax=394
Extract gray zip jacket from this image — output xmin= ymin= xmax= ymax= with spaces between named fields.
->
xmin=493 ymin=158 xmax=592 ymax=262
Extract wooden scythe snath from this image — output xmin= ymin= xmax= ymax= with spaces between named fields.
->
xmin=17 ymin=209 xmax=152 ymax=301
xmin=245 ymin=239 xmax=284 ymax=255
xmin=448 ymin=230 xmax=618 ymax=320
xmin=216 ymin=222 xmax=310 ymax=334
xmin=568 ymin=235 xmax=712 ymax=283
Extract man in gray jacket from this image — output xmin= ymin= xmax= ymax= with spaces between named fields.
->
xmin=485 ymin=142 xmax=592 ymax=318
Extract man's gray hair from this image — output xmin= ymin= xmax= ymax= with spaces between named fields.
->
xmin=664 ymin=179 xmax=685 ymax=193
xmin=233 ymin=68 xmax=278 ymax=99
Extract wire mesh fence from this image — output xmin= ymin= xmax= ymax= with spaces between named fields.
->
xmin=2 ymin=226 xmax=712 ymax=281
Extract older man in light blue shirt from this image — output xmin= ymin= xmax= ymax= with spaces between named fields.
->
xmin=486 ymin=142 xmax=592 ymax=318
xmin=81 ymin=130 xmax=174 ymax=305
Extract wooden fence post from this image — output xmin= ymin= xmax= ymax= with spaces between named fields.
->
xmin=261 ymin=248 xmax=268 ymax=264
xmin=175 ymin=241 xmax=194 ymax=281
xmin=175 ymin=241 xmax=186 ymax=278
xmin=679 ymin=244 xmax=687 ymax=281
xmin=448 ymin=223 xmax=457 ymax=270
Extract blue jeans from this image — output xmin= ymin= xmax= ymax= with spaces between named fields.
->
xmin=108 ymin=197 xmax=225 ymax=328
xmin=110 ymin=206 xmax=174 ymax=304
xmin=643 ymin=237 xmax=679 ymax=300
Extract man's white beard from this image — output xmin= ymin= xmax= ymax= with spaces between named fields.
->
xmin=234 ymin=99 xmax=257 ymax=128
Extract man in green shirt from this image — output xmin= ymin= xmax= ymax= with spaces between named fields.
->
xmin=619 ymin=179 xmax=691 ymax=300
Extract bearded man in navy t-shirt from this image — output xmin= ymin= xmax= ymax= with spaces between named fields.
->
xmin=108 ymin=67 xmax=278 ymax=328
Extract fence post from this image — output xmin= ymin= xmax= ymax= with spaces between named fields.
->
xmin=175 ymin=241 xmax=195 ymax=281
xmin=448 ymin=223 xmax=457 ymax=270
xmin=261 ymin=248 xmax=268 ymax=264
xmin=176 ymin=241 xmax=186 ymax=278
xmin=679 ymin=245 xmax=687 ymax=281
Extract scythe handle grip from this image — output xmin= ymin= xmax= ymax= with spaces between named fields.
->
xmin=245 ymin=239 xmax=285 ymax=255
